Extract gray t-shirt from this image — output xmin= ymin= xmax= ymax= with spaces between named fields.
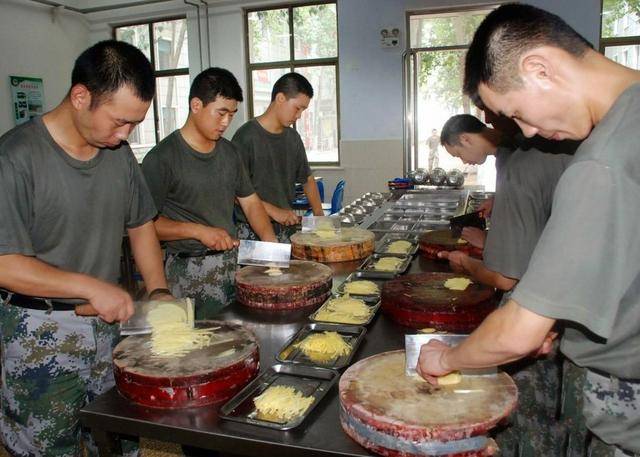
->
xmin=141 ymin=130 xmax=255 ymax=254
xmin=512 ymin=84 xmax=640 ymax=382
xmin=232 ymin=119 xmax=312 ymax=222
xmin=0 ymin=116 xmax=156 ymax=298
xmin=484 ymin=149 xmax=573 ymax=279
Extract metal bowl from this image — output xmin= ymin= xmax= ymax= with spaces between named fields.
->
xmin=349 ymin=205 xmax=367 ymax=216
xmin=446 ymin=169 xmax=464 ymax=188
xmin=411 ymin=168 xmax=429 ymax=185
xmin=429 ymin=167 xmax=447 ymax=186
xmin=359 ymin=198 xmax=377 ymax=208
xmin=338 ymin=213 xmax=357 ymax=225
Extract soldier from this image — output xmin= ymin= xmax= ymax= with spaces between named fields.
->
xmin=418 ymin=5 xmax=640 ymax=456
xmin=0 ymin=40 xmax=169 ymax=456
xmin=232 ymin=72 xmax=323 ymax=242
xmin=142 ymin=68 xmax=276 ymax=320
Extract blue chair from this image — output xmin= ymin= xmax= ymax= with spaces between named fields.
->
xmin=317 ymin=180 xmax=325 ymax=203
xmin=322 ymin=180 xmax=345 ymax=215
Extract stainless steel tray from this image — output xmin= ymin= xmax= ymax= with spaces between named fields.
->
xmin=334 ymin=272 xmax=385 ymax=299
xmin=356 ymin=253 xmax=412 ymax=278
xmin=374 ymin=238 xmax=419 ymax=256
xmin=309 ymin=295 xmax=381 ymax=326
xmin=276 ymin=323 xmax=367 ymax=369
xmin=378 ymin=232 xmax=418 ymax=243
xmin=219 ymin=363 xmax=339 ymax=430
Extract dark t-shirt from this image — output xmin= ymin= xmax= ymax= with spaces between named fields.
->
xmin=232 ymin=119 xmax=312 ymax=222
xmin=484 ymin=149 xmax=573 ymax=279
xmin=0 ymin=116 xmax=156 ymax=296
xmin=512 ymin=84 xmax=640 ymax=382
xmin=141 ymin=131 xmax=255 ymax=253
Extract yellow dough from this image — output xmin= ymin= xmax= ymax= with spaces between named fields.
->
xmin=443 ymin=277 xmax=473 ymax=291
xmin=314 ymin=294 xmax=372 ymax=324
xmin=344 ymin=280 xmax=379 ymax=295
xmin=293 ymin=331 xmax=351 ymax=363
xmin=437 ymin=371 xmax=463 ymax=386
xmin=265 ymin=267 xmax=283 ymax=276
xmin=456 ymin=238 xmax=468 ymax=245
xmin=419 ymin=328 xmax=436 ymax=334
xmin=386 ymin=240 xmax=412 ymax=254
xmin=373 ymin=257 xmax=403 ymax=272
xmin=254 ymin=385 xmax=314 ymax=423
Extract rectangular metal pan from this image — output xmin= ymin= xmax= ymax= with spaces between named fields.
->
xmin=219 ymin=363 xmax=339 ymax=430
xmin=374 ymin=238 xmax=419 ymax=256
xmin=334 ymin=272 xmax=385 ymax=299
xmin=356 ymin=253 xmax=412 ymax=278
xmin=309 ymin=295 xmax=381 ymax=326
xmin=275 ymin=323 xmax=367 ymax=370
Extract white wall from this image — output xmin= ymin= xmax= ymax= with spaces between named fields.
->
xmin=0 ymin=0 xmax=89 ymax=133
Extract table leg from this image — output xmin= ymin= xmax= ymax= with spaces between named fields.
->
xmin=91 ymin=428 xmax=122 ymax=457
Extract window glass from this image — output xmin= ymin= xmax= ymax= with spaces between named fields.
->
xmin=293 ymin=4 xmax=338 ymax=60
xmin=153 ymin=19 xmax=189 ymax=70
xmin=409 ymin=10 xmax=491 ymax=48
xmin=602 ymin=0 xmax=640 ymax=38
xmin=248 ymin=9 xmax=290 ymax=63
xmin=116 ymin=24 xmax=151 ymax=60
xmin=251 ymin=68 xmax=289 ymax=117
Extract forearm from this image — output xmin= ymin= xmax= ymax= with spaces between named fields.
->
xmin=443 ymin=300 xmax=555 ymax=370
xmin=241 ymin=197 xmax=277 ymax=242
xmin=261 ymin=201 xmax=283 ymax=220
xmin=154 ymin=216 xmax=202 ymax=242
xmin=127 ymin=222 xmax=168 ymax=292
xmin=461 ymin=256 xmax=516 ymax=291
xmin=0 ymin=254 xmax=103 ymax=300
xmin=303 ymin=176 xmax=323 ymax=216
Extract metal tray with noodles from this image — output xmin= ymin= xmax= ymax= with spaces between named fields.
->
xmin=219 ymin=363 xmax=339 ymax=430
xmin=357 ymin=253 xmax=412 ymax=278
xmin=276 ymin=323 xmax=366 ymax=370
xmin=309 ymin=294 xmax=381 ymax=326
xmin=374 ymin=238 xmax=419 ymax=256
xmin=334 ymin=271 xmax=385 ymax=299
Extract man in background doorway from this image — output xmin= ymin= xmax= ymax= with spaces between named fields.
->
xmin=427 ymin=128 xmax=440 ymax=170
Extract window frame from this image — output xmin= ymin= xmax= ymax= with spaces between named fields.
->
xmin=243 ymin=1 xmax=340 ymax=166
xmin=599 ymin=0 xmax=640 ymax=63
xmin=112 ymin=15 xmax=190 ymax=146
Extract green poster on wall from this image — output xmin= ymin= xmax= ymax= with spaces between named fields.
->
xmin=10 ymin=76 xmax=44 ymax=125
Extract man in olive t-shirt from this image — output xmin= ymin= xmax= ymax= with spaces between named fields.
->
xmin=232 ymin=72 xmax=323 ymax=242
xmin=418 ymin=5 xmax=640 ymax=455
xmin=142 ymin=68 xmax=276 ymax=319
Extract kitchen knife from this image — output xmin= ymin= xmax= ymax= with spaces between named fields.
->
xmin=301 ymin=216 xmax=342 ymax=234
xmin=449 ymin=211 xmax=486 ymax=238
xmin=405 ymin=333 xmax=497 ymax=377
xmin=237 ymin=239 xmax=291 ymax=269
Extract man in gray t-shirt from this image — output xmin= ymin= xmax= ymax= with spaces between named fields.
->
xmin=419 ymin=5 xmax=640 ymax=454
xmin=233 ymin=72 xmax=323 ymax=242
xmin=142 ymin=68 xmax=276 ymax=319
xmin=0 ymin=41 xmax=169 ymax=456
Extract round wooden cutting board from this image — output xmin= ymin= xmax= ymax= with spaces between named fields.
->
xmin=381 ymin=272 xmax=498 ymax=332
xmin=235 ymin=260 xmax=333 ymax=310
xmin=419 ymin=230 xmax=483 ymax=260
xmin=290 ymin=227 xmax=375 ymax=262
xmin=340 ymin=351 xmax=517 ymax=457
xmin=113 ymin=320 xmax=259 ymax=408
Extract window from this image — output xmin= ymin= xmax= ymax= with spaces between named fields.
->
xmin=405 ymin=7 xmax=496 ymax=190
xmin=601 ymin=0 xmax=640 ymax=71
xmin=115 ymin=18 xmax=190 ymax=161
xmin=245 ymin=2 xmax=339 ymax=165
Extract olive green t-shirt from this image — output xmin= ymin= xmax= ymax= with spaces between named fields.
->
xmin=512 ymin=84 xmax=640 ymax=384
xmin=0 ymin=116 xmax=156 ymax=298
xmin=141 ymin=131 xmax=255 ymax=254
xmin=231 ymin=119 xmax=312 ymax=222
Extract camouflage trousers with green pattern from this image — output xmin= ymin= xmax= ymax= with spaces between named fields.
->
xmin=236 ymin=221 xmax=297 ymax=244
xmin=581 ymin=369 xmax=640 ymax=456
xmin=0 ymin=304 xmax=135 ymax=457
xmin=494 ymin=349 xmax=566 ymax=457
xmin=165 ymin=249 xmax=237 ymax=320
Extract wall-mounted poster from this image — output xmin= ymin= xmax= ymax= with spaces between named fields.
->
xmin=10 ymin=76 xmax=44 ymax=125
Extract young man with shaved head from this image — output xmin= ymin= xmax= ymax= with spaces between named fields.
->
xmin=418 ymin=4 xmax=640 ymax=456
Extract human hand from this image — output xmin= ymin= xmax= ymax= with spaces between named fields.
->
xmin=416 ymin=339 xmax=453 ymax=385
xmin=461 ymin=227 xmax=487 ymax=249
xmin=273 ymin=208 xmax=300 ymax=226
xmin=477 ymin=198 xmax=494 ymax=218
xmin=437 ymin=250 xmax=467 ymax=273
xmin=198 ymin=226 xmax=239 ymax=251
xmin=531 ymin=331 xmax=559 ymax=357
xmin=85 ymin=281 xmax=134 ymax=323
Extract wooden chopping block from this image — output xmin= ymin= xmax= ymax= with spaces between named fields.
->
xmin=381 ymin=272 xmax=498 ymax=332
xmin=419 ymin=230 xmax=483 ymax=260
xmin=235 ymin=260 xmax=332 ymax=310
xmin=339 ymin=351 xmax=517 ymax=457
xmin=290 ymin=227 xmax=375 ymax=263
xmin=113 ymin=320 xmax=259 ymax=408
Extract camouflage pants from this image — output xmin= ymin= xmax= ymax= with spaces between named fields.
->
xmin=236 ymin=221 xmax=296 ymax=244
xmin=494 ymin=351 xmax=565 ymax=457
xmin=165 ymin=249 xmax=237 ymax=320
xmin=561 ymin=359 xmax=589 ymax=457
xmin=0 ymin=304 xmax=133 ymax=457
xmin=582 ymin=369 xmax=640 ymax=456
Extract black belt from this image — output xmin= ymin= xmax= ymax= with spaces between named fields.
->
xmin=0 ymin=291 xmax=77 ymax=312
xmin=174 ymin=250 xmax=220 ymax=258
